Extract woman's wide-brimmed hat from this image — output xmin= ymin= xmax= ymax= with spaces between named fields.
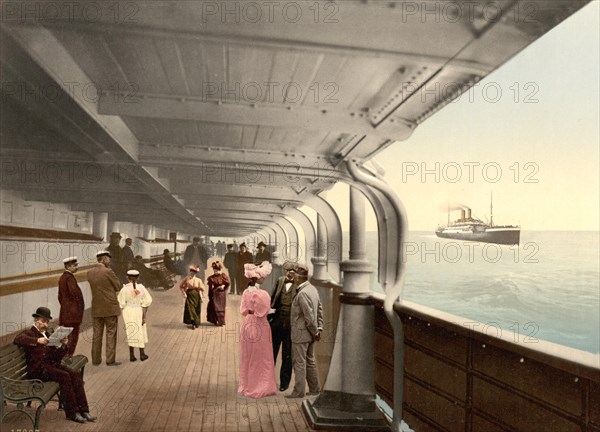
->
xmin=32 ymin=306 xmax=52 ymax=320
xmin=211 ymin=261 xmax=223 ymax=270
xmin=257 ymin=241 xmax=267 ymax=248
xmin=127 ymin=269 xmax=140 ymax=277
xmin=189 ymin=264 xmax=200 ymax=272
xmin=244 ymin=261 xmax=272 ymax=279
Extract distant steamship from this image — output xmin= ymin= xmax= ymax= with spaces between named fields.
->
xmin=435 ymin=198 xmax=520 ymax=245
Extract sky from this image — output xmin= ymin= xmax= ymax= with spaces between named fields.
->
xmin=326 ymin=1 xmax=599 ymax=232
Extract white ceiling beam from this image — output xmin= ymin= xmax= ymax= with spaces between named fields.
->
xmin=98 ymin=93 xmax=413 ymax=141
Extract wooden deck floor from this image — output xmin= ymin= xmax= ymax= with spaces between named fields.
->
xmin=3 ymin=286 xmax=333 ymax=432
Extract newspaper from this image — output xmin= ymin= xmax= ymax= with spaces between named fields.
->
xmin=47 ymin=326 xmax=73 ymax=347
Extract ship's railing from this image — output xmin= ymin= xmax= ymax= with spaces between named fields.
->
xmin=372 ymin=296 xmax=600 ymax=431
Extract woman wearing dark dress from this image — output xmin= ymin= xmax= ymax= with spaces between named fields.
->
xmin=206 ymin=261 xmax=229 ymax=326
xmin=180 ymin=264 xmax=205 ymax=329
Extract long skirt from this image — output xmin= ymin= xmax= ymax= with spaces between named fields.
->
xmin=207 ymin=289 xmax=227 ymax=326
xmin=238 ymin=314 xmax=277 ymax=398
xmin=183 ymin=289 xmax=201 ymax=325
xmin=122 ymin=306 xmax=148 ymax=348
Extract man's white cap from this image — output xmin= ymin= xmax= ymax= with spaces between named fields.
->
xmin=96 ymin=250 xmax=111 ymax=258
xmin=63 ymin=256 xmax=78 ymax=265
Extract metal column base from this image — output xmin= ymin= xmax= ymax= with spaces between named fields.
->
xmin=302 ymin=391 xmax=390 ymax=431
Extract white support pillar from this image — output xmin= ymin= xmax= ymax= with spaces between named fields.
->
xmin=143 ymin=224 xmax=155 ymax=240
xmin=311 ymin=214 xmax=329 ymax=280
xmin=92 ymin=212 xmax=108 ymax=241
xmin=304 ymin=187 xmax=387 ymax=430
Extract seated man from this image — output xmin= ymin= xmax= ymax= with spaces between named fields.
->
xmin=13 ymin=307 xmax=97 ymax=424
xmin=163 ymin=249 xmax=179 ymax=275
xmin=132 ymin=255 xmax=174 ymax=289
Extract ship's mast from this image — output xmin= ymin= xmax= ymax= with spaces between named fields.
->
xmin=490 ymin=191 xmax=494 ymax=227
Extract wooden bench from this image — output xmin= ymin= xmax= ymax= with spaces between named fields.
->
xmin=0 ymin=343 xmax=88 ymax=431
xmin=146 ymin=257 xmax=177 ymax=290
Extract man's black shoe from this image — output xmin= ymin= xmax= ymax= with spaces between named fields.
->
xmin=107 ymin=361 xmax=122 ymax=366
xmin=71 ymin=413 xmax=86 ymax=423
xmin=82 ymin=412 xmax=97 ymax=422
xmin=279 ymin=386 xmax=288 ymax=392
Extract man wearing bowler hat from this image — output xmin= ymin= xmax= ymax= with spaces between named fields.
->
xmin=14 ymin=307 xmax=97 ymax=423
xmin=58 ymin=256 xmax=85 ymax=358
xmin=254 ymin=241 xmax=272 ymax=264
xmin=286 ymin=264 xmax=323 ymax=398
xmin=87 ymin=250 xmax=122 ymax=366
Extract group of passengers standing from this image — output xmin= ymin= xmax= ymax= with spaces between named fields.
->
xmin=179 ymin=238 xmax=271 ymax=328
xmin=13 ymin=237 xmax=323 ymax=425
xmin=180 ymin=238 xmax=324 ymax=399
xmin=13 ymin=249 xmax=151 ymax=424
xmin=237 ymin=261 xmax=324 ymax=399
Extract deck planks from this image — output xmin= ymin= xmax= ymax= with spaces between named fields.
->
xmin=2 ymin=285 xmax=332 ymax=432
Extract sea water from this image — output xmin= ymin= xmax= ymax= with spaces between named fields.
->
xmin=353 ymin=231 xmax=599 ymax=354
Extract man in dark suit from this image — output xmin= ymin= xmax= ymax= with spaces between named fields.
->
xmin=87 ymin=250 xmax=122 ymax=366
xmin=58 ymin=256 xmax=84 ymax=358
xmin=183 ymin=236 xmax=208 ymax=272
xmin=122 ymin=237 xmax=135 ymax=267
xmin=269 ymin=261 xmax=297 ymax=391
xmin=236 ymin=242 xmax=254 ymax=293
xmin=14 ymin=307 xmax=96 ymax=423
xmin=106 ymin=232 xmax=126 ymax=283
xmin=254 ymin=241 xmax=272 ymax=264
xmin=223 ymin=243 xmax=238 ymax=294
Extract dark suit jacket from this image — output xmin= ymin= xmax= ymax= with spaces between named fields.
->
xmin=122 ymin=245 xmax=134 ymax=263
xmin=87 ymin=264 xmax=121 ymax=317
xmin=183 ymin=244 xmax=208 ymax=267
xmin=254 ymin=250 xmax=272 ymax=264
xmin=223 ymin=251 xmax=237 ymax=272
xmin=270 ymin=276 xmax=297 ymax=321
xmin=14 ymin=326 xmax=67 ymax=377
xmin=58 ymin=271 xmax=84 ymax=325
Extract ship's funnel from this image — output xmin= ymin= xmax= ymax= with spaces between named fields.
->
xmin=466 ymin=208 xmax=471 ymax=219
xmin=460 ymin=209 xmax=465 ymax=220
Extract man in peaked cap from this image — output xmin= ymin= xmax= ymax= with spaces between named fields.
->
xmin=286 ymin=263 xmax=324 ymax=398
xmin=58 ymin=256 xmax=85 ymax=357
xmin=87 ymin=250 xmax=122 ymax=366
xmin=14 ymin=306 xmax=97 ymax=423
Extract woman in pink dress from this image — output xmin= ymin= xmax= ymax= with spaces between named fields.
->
xmin=238 ymin=274 xmax=277 ymax=399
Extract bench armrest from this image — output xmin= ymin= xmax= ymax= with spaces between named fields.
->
xmin=0 ymin=377 xmax=47 ymax=404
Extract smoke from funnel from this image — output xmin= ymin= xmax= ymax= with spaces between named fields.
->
xmin=442 ymin=202 xmax=471 ymax=212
